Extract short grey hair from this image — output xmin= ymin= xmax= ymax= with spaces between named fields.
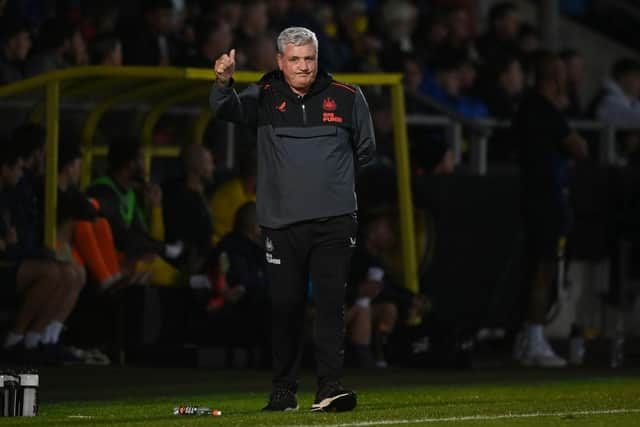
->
xmin=276 ymin=27 xmax=318 ymax=54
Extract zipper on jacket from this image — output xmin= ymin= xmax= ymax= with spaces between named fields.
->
xmin=299 ymin=96 xmax=307 ymax=125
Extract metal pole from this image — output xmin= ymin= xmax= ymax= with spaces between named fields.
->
xmin=44 ymin=81 xmax=59 ymax=249
xmin=599 ymin=126 xmax=616 ymax=165
xmin=447 ymin=122 xmax=463 ymax=166
xmin=391 ymin=84 xmax=419 ymax=294
xmin=226 ymin=122 xmax=236 ymax=170
xmin=470 ymin=133 xmax=488 ymax=175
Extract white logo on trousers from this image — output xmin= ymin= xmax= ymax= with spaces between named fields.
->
xmin=266 ymin=253 xmax=281 ymax=265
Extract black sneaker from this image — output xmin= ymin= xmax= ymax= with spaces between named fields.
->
xmin=262 ymin=388 xmax=299 ymax=411
xmin=311 ymin=382 xmax=357 ymax=412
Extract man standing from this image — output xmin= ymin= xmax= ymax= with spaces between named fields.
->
xmin=210 ymin=27 xmax=375 ymax=412
xmin=511 ymin=52 xmax=588 ymax=368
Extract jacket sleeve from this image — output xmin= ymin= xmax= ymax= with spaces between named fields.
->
xmin=351 ymin=86 xmax=376 ymax=169
xmin=209 ymin=79 xmax=260 ymax=127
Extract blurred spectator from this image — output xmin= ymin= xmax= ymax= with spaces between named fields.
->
xmin=79 ymin=3 xmax=120 ymax=40
xmin=479 ymin=54 xmax=524 ymax=118
xmin=346 ymin=214 xmax=397 ymax=368
xmin=443 ymin=5 xmax=478 ymax=63
xmin=511 ymin=52 xmax=588 ymax=368
xmin=413 ymin=9 xmax=449 ymax=66
xmin=458 ymin=56 xmax=480 ymax=97
xmin=379 ymin=0 xmax=417 ymax=71
xmin=235 ymin=0 xmax=270 ymax=69
xmin=210 ymin=150 xmax=257 ymax=244
xmin=86 ymin=139 xmax=181 ymax=263
xmin=561 ymin=49 xmax=586 ymax=118
xmin=9 ymin=124 xmax=45 ymax=258
xmin=25 ymin=18 xmax=76 ymax=77
xmin=331 ymin=0 xmax=380 ymax=72
xmin=246 ymin=33 xmax=277 ymax=72
xmin=53 ymin=137 xmax=123 ymax=290
xmin=366 ymin=93 xmax=395 ymax=166
xmin=180 ymin=17 xmax=232 ymax=68
xmin=162 ymin=144 xmax=216 ymax=280
xmin=217 ymin=0 xmax=244 ymax=33
xmin=348 ymin=214 xmax=431 ymax=368
xmin=88 ymin=33 xmax=123 ymax=65
xmin=122 ymin=0 xmax=177 ymax=66
xmin=517 ymin=23 xmax=541 ymax=55
xmin=283 ymin=0 xmax=343 ymax=72
xmin=0 ymin=139 xmax=84 ymax=365
xmin=49 ymin=139 xmax=88 ymax=304
xmin=216 ymin=202 xmax=270 ymax=363
xmin=218 ymin=202 xmax=266 ymax=299
xmin=267 ymin=0 xmax=291 ymax=33
xmin=0 ymin=17 xmax=31 ymax=84
xmin=517 ymin=23 xmax=541 ymax=84
xmin=476 ymin=2 xmax=520 ymax=65
xmin=70 ymin=26 xmax=89 ymax=66
xmin=420 ymin=55 xmax=488 ymax=119
xmin=477 ymin=54 xmax=525 ymax=163
xmin=595 ymin=57 xmax=640 ymax=127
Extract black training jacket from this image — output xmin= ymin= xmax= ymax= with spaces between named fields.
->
xmin=210 ymin=70 xmax=376 ymax=229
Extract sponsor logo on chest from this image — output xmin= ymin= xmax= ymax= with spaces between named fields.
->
xmin=322 ymin=97 xmax=343 ymax=123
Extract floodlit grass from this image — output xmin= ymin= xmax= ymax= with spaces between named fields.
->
xmin=2 ymin=366 xmax=640 ymax=426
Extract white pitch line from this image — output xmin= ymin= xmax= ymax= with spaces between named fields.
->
xmin=286 ymin=408 xmax=640 ymax=427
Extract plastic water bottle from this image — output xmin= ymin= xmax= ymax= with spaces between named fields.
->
xmin=173 ymin=406 xmax=221 ymax=416
xmin=1 ymin=373 xmax=19 ymax=417
xmin=18 ymin=371 xmax=39 ymax=417
xmin=1 ymin=373 xmax=5 ymax=416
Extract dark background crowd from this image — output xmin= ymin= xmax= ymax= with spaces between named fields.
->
xmin=1 ymin=0 xmax=640 ymax=369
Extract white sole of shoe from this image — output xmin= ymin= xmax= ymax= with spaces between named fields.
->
xmin=311 ymin=393 xmax=356 ymax=412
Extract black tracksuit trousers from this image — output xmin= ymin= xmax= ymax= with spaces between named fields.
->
xmin=262 ymin=214 xmax=358 ymax=392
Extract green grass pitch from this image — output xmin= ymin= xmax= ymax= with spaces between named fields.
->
xmin=3 ymin=366 xmax=640 ymax=426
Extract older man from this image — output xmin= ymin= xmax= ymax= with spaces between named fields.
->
xmin=211 ymin=27 xmax=375 ymax=412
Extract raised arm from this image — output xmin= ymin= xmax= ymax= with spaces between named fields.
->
xmin=209 ymin=49 xmax=259 ymax=126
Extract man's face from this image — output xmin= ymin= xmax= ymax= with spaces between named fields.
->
xmin=497 ymin=12 xmax=519 ymax=40
xmin=554 ymin=60 xmax=568 ymax=96
xmin=108 ymin=42 xmax=123 ymax=66
xmin=565 ymin=56 xmax=584 ymax=85
xmin=503 ymin=60 xmax=524 ymax=95
xmin=200 ymin=150 xmax=214 ymax=181
xmin=1 ymin=160 xmax=23 ymax=187
xmin=404 ymin=60 xmax=422 ymax=90
xmin=622 ymin=72 xmax=640 ymax=98
xmin=7 ymin=31 xmax=31 ymax=61
xmin=67 ymin=158 xmax=81 ymax=186
xmin=277 ymin=42 xmax=317 ymax=94
xmin=436 ymin=69 xmax=461 ymax=97
xmin=148 ymin=8 xmax=174 ymax=34
xmin=129 ymin=152 xmax=146 ymax=183
xmin=448 ymin=9 xmax=469 ymax=41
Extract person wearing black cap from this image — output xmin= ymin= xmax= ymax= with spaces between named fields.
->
xmin=0 ymin=16 xmax=31 ymax=84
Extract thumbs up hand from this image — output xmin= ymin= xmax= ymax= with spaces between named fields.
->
xmin=214 ymin=49 xmax=236 ymax=85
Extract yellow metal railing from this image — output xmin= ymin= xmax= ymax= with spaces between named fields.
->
xmin=0 ymin=66 xmax=418 ymax=294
